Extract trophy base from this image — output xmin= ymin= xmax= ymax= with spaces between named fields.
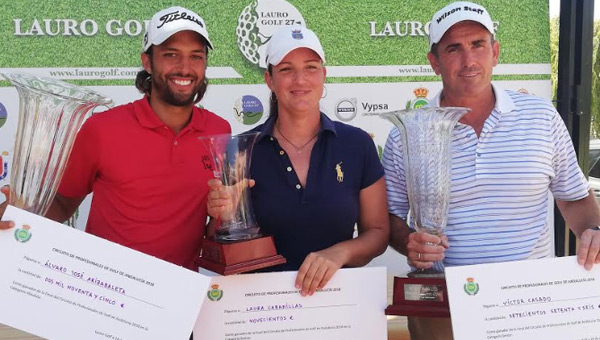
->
xmin=198 ymin=235 xmax=286 ymax=275
xmin=385 ymin=275 xmax=450 ymax=318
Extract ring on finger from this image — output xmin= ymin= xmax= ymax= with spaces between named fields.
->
xmin=417 ymin=252 xmax=422 ymax=261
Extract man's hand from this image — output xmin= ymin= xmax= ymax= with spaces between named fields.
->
xmin=0 ymin=185 xmax=15 ymax=230
xmin=577 ymin=227 xmax=600 ymax=270
xmin=406 ymin=231 xmax=449 ymax=269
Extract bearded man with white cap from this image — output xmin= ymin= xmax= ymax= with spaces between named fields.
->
xmin=383 ymin=2 xmax=600 ymax=339
xmin=0 ymin=6 xmax=231 ymax=287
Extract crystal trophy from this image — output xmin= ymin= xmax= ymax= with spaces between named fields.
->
xmin=197 ymin=132 xmax=285 ymax=275
xmin=377 ymin=107 xmax=469 ymax=317
xmin=2 ymin=72 xmax=112 ymax=216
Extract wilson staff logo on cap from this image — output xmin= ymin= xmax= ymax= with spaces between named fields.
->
xmin=428 ymin=1 xmax=495 ymax=48
xmin=142 ymin=6 xmax=214 ymax=52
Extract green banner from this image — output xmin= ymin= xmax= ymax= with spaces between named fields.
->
xmin=0 ymin=0 xmax=550 ymax=85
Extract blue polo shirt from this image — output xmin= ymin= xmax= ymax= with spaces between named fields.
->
xmin=249 ymin=113 xmax=384 ymax=271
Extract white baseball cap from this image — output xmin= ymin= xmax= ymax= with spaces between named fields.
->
xmin=428 ymin=1 xmax=495 ymax=48
xmin=142 ymin=6 xmax=213 ymax=52
xmin=265 ymin=26 xmax=326 ymax=66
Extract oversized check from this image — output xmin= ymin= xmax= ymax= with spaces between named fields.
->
xmin=194 ymin=267 xmax=387 ymax=340
xmin=0 ymin=205 xmax=211 ymax=340
xmin=446 ymin=256 xmax=600 ymax=340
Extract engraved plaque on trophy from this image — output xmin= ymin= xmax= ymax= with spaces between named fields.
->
xmin=197 ymin=132 xmax=285 ymax=275
xmin=1 ymin=72 xmax=112 ymax=216
xmin=377 ymin=107 xmax=469 ymax=317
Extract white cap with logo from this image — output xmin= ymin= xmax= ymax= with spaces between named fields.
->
xmin=265 ymin=26 xmax=326 ymax=66
xmin=428 ymin=1 xmax=494 ymax=48
xmin=142 ymin=6 xmax=214 ymax=52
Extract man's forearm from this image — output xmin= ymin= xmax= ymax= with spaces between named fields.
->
xmin=44 ymin=193 xmax=84 ymax=223
xmin=557 ymin=190 xmax=600 ymax=238
xmin=389 ymin=213 xmax=412 ymax=256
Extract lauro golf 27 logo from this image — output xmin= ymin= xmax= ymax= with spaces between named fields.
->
xmin=236 ymin=0 xmax=306 ymax=68
xmin=207 ymin=284 xmax=223 ymax=301
xmin=14 ymin=224 xmax=32 ymax=243
xmin=464 ymin=277 xmax=479 ymax=296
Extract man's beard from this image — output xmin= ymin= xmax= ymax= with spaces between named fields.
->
xmin=151 ymin=69 xmax=203 ymax=107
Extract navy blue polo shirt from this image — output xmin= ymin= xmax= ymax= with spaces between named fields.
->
xmin=249 ymin=113 xmax=384 ymax=271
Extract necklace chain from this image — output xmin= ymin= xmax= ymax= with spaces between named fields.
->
xmin=276 ymin=124 xmax=319 ymax=153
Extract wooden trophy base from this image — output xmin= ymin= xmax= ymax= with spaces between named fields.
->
xmin=385 ymin=275 xmax=450 ymax=318
xmin=197 ymin=235 xmax=286 ymax=275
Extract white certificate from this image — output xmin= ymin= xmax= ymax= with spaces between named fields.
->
xmin=0 ymin=205 xmax=211 ymax=340
xmin=194 ymin=267 xmax=387 ymax=340
xmin=445 ymin=256 xmax=600 ymax=340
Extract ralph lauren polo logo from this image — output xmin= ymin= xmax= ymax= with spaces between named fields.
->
xmin=335 ymin=162 xmax=344 ymax=183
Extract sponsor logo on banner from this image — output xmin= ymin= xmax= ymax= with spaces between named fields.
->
xmin=236 ymin=0 xmax=305 ymax=68
xmin=207 ymin=284 xmax=223 ymax=301
xmin=335 ymin=98 xmax=357 ymax=122
xmin=234 ymin=95 xmax=264 ymax=125
xmin=361 ymin=102 xmax=389 ymax=114
xmin=14 ymin=225 xmax=32 ymax=243
xmin=0 ymin=102 xmax=6 ymax=129
xmin=464 ymin=277 xmax=480 ymax=296
xmin=0 ymin=151 xmax=8 ymax=181
xmin=406 ymin=87 xmax=430 ymax=109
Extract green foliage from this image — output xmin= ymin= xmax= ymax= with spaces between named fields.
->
xmin=550 ymin=18 xmax=600 ymax=138
xmin=550 ymin=17 xmax=559 ymax=101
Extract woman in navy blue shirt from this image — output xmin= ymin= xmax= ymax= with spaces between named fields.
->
xmin=208 ymin=26 xmax=389 ymax=296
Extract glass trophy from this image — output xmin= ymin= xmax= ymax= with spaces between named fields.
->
xmin=376 ymin=107 xmax=469 ymax=317
xmin=1 ymin=72 xmax=112 ymax=216
xmin=197 ymin=132 xmax=285 ymax=275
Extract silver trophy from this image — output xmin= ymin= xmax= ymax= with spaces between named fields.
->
xmin=376 ymin=107 xmax=469 ymax=317
xmin=2 ymin=73 xmax=112 ymax=215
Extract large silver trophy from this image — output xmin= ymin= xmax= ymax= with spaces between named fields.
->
xmin=2 ymin=72 xmax=112 ymax=216
xmin=378 ymin=107 xmax=469 ymax=317
xmin=197 ymin=132 xmax=285 ymax=275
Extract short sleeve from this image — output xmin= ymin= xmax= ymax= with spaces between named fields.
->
xmin=549 ymin=110 xmax=589 ymax=201
xmin=359 ymin=129 xmax=384 ymax=189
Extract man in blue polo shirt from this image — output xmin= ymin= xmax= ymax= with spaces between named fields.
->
xmin=383 ymin=2 xmax=600 ymax=339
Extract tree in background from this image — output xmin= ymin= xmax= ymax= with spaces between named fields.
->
xmin=550 ymin=17 xmax=600 ymax=138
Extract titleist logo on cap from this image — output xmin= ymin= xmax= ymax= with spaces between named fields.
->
xmin=436 ymin=5 xmax=485 ymax=24
xmin=157 ymin=10 xmax=204 ymax=29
